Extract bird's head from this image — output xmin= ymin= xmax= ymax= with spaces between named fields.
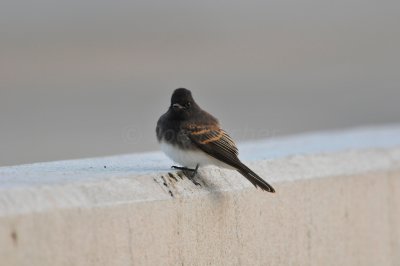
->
xmin=169 ymin=88 xmax=198 ymax=118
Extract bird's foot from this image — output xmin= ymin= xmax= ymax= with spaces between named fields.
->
xmin=171 ymin=164 xmax=199 ymax=178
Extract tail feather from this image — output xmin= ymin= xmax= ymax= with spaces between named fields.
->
xmin=236 ymin=163 xmax=275 ymax=193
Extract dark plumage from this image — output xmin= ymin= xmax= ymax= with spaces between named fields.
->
xmin=157 ymin=88 xmax=275 ymax=193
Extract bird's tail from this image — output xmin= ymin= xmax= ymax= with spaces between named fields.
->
xmin=236 ymin=163 xmax=275 ymax=193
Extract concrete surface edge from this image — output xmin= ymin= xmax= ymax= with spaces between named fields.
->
xmin=0 ymin=126 xmax=399 ymax=265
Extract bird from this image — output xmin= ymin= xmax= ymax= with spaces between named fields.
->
xmin=156 ymin=88 xmax=275 ymax=193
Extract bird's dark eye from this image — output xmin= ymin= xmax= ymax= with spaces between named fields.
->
xmin=185 ymin=102 xmax=191 ymax=108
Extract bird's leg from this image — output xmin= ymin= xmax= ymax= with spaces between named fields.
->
xmin=171 ymin=164 xmax=199 ymax=178
xmin=191 ymin=164 xmax=199 ymax=178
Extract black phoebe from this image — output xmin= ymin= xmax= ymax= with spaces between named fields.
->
xmin=156 ymin=88 xmax=275 ymax=193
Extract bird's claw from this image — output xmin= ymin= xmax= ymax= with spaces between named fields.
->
xmin=171 ymin=164 xmax=199 ymax=179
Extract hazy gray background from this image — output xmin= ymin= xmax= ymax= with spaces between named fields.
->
xmin=1 ymin=0 xmax=399 ymax=166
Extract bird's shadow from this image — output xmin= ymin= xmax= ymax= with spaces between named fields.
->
xmin=161 ymin=169 xmax=228 ymax=203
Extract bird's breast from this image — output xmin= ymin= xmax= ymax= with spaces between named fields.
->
xmin=160 ymin=141 xmax=233 ymax=169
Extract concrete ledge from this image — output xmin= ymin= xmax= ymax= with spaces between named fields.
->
xmin=1 ymin=126 xmax=400 ymax=265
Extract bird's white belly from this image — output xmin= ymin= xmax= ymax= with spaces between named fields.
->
xmin=160 ymin=142 xmax=233 ymax=169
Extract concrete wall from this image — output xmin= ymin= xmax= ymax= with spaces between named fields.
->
xmin=1 ymin=126 xmax=400 ymax=265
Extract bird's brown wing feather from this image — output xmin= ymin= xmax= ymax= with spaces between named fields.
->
xmin=184 ymin=123 xmax=275 ymax=193
xmin=184 ymin=124 xmax=240 ymax=165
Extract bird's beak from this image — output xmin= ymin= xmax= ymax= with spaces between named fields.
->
xmin=172 ymin=103 xmax=184 ymax=110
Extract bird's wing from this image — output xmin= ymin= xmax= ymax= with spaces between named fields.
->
xmin=184 ymin=124 xmax=241 ymax=167
xmin=184 ymin=123 xmax=275 ymax=192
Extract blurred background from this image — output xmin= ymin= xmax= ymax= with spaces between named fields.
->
xmin=1 ymin=0 xmax=399 ymax=166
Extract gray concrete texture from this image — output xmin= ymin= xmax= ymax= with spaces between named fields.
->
xmin=1 ymin=171 xmax=399 ymax=265
xmin=0 ymin=126 xmax=400 ymax=265
xmin=1 ymin=0 xmax=400 ymax=166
